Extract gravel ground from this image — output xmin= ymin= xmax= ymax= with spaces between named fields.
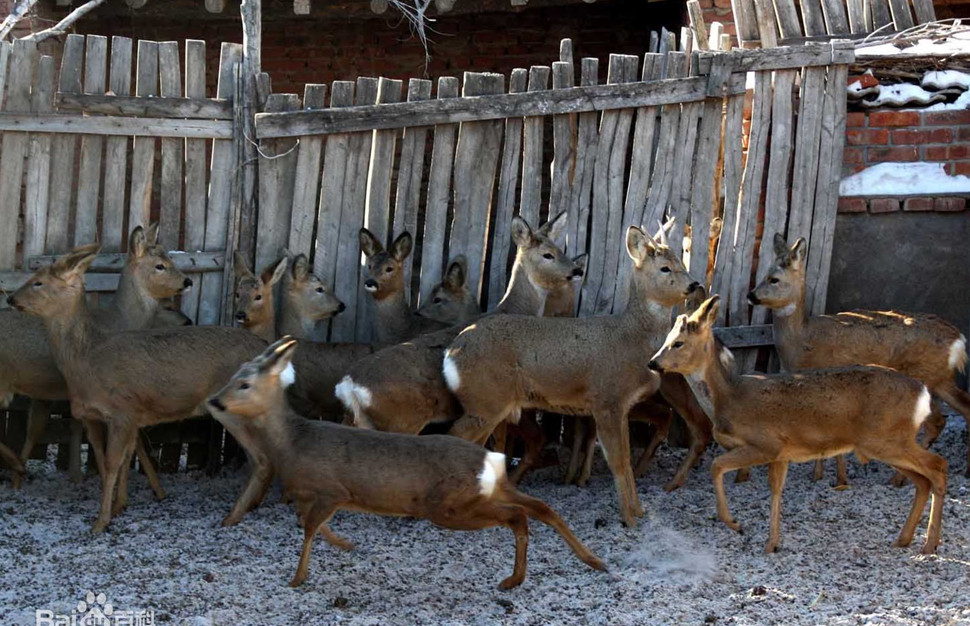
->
xmin=1 ymin=416 xmax=969 ymax=626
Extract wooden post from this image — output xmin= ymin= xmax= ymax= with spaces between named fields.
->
xmin=237 ymin=0 xmax=262 ymax=267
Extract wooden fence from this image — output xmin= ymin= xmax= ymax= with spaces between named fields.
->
xmin=0 ymin=31 xmax=853 ymax=472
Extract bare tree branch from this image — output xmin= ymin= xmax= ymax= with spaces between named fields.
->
xmin=21 ymin=0 xmax=107 ymax=43
xmin=0 ymin=0 xmax=38 ymax=42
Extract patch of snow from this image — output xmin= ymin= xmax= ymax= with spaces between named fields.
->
xmin=840 ymin=161 xmax=970 ymax=196
xmin=923 ymin=89 xmax=970 ymax=111
xmin=859 ymin=83 xmax=946 ymax=108
xmin=857 ymin=30 xmax=970 ymax=58
xmin=922 ymin=70 xmax=970 ymax=90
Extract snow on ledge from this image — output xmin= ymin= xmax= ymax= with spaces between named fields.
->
xmin=840 ymin=162 xmax=970 ymax=197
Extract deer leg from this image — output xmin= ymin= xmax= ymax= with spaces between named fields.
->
xmin=876 ymin=443 xmax=946 ymax=554
xmin=92 ymin=422 xmax=137 ymax=534
xmin=812 ymin=459 xmax=824 ymax=482
xmin=595 ymin=413 xmax=642 ymax=527
xmin=223 ymin=455 xmax=274 ymax=527
xmin=83 ymin=419 xmax=107 ymax=483
xmin=935 ymin=384 xmax=970 ymax=477
xmin=509 ymin=412 xmax=546 ymax=485
xmin=0 ymin=441 xmax=25 ymax=484
xmin=889 ymin=467 xmax=930 ymax=549
xmin=498 ymin=506 xmax=530 ymax=590
xmin=563 ymin=417 xmax=588 ymax=485
xmin=834 ymin=455 xmax=849 ymax=488
xmin=665 ymin=404 xmax=711 ymax=492
xmin=450 ymin=413 xmax=503 ymax=447
xmin=633 ymin=417 xmax=670 ymax=479
xmin=765 ymin=461 xmax=790 ymax=554
xmin=711 ymin=446 xmax=774 ymax=533
xmin=67 ymin=419 xmax=83 ymax=484
xmin=112 ymin=441 xmax=138 ymax=517
xmin=577 ymin=422 xmax=598 ymax=487
xmin=16 ymin=399 xmax=53 ymax=485
xmin=135 ymin=434 xmax=166 ymax=501
xmin=491 ymin=422 xmax=508 ymax=456
xmin=290 ymin=502 xmax=337 ymax=587
xmin=318 ymin=523 xmax=354 ymax=552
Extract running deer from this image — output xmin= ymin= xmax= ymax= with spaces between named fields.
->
xmin=749 ymin=234 xmax=969 ymax=483
xmin=7 ymin=246 xmax=267 ymax=532
xmin=359 ymin=229 xmax=479 ymax=342
xmin=206 ymin=338 xmax=606 ymax=589
xmin=1 ymin=225 xmax=193 ymax=488
xmin=335 ymin=212 xmax=583 ymax=436
xmin=444 ymin=224 xmax=700 ymax=526
xmin=648 ymin=295 xmax=946 ymax=554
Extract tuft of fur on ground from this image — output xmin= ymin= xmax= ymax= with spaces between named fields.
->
xmin=1 ymin=415 xmax=969 ymax=625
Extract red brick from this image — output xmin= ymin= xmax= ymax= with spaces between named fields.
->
xmin=924 ymin=146 xmax=949 ymax=161
xmin=843 ymin=147 xmax=864 ymax=164
xmin=846 ymin=128 xmax=888 ymax=145
xmin=714 ymin=0 xmax=732 ymax=7
xmin=903 ymin=197 xmax=934 ymax=212
xmin=949 ymin=145 xmax=970 ymax=160
xmin=935 ymin=197 xmax=966 ymax=212
xmin=721 ymin=23 xmax=738 ymax=36
xmin=870 ymin=198 xmax=900 ymax=213
xmin=954 ymin=161 xmax=970 ymax=177
xmin=868 ymin=111 xmax=921 ymax=127
xmin=698 ymin=0 xmax=714 ymax=7
xmin=924 ymin=110 xmax=970 ymax=126
xmin=891 ymin=128 xmax=954 ymax=145
xmin=869 ymin=146 xmax=919 ymax=162
xmin=959 ymin=127 xmax=970 ymax=141
xmin=837 ymin=197 xmax=867 ymax=213
xmin=846 ymin=112 xmax=867 ymax=127
xmin=713 ymin=7 xmax=732 ymax=16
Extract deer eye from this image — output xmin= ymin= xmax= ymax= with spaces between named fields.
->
xmin=660 ymin=267 xmax=671 ymax=273
xmin=33 ymin=281 xmax=43 ymax=287
xmin=542 ymin=253 xmax=554 ymax=260
xmin=769 ymin=277 xmax=780 ymax=284
xmin=384 ymin=267 xmax=393 ymax=274
xmin=239 ymin=382 xmax=250 ymax=390
xmin=316 ymin=287 xmax=324 ymax=294
xmin=254 ymin=295 xmax=262 ymax=301
xmin=433 ymin=297 xmax=442 ymax=304
xmin=673 ymin=341 xmax=684 ymax=349
xmin=155 ymin=264 xmax=165 ymax=271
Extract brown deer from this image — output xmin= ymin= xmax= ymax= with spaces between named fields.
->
xmin=206 ymin=338 xmax=606 ymax=589
xmin=1 ymin=225 xmax=193 ymax=488
xmin=415 ymin=255 xmax=481 ymax=325
xmin=232 ymin=253 xmax=289 ymax=343
xmin=8 ymin=246 xmax=267 ymax=532
xmin=360 ymin=229 xmax=479 ymax=342
xmin=280 ymin=252 xmax=346 ymax=339
xmin=444 ymin=224 xmax=700 ymax=527
xmin=648 ymin=295 xmax=946 ymax=554
xmin=749 ymin=234 xmax=969 ymax=483
xmin=335 ymin=213 xmax=583 ymax=436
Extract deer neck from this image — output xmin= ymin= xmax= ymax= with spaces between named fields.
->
xmin=44 ymin=294 xmax=104 ymax=378
xmin=112 ymin=267 xmax=159 ymax=329
xmin=495 ymin=257 xmax=548 ymax=316
xmin=622 ymin=277 xmax=673 ymax=335
xmin=278 ymin=304 xmax=316 ymax=341
xmin=372 ymin=288 xmax=412 ymax=341
xmin=692 ymin=339 xmax=738 ymax=425
xmin=770 ymin=278 xmax=808 ymax=369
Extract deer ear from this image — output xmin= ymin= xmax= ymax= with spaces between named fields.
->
xmin=391 ymin=232 xmax=413 ymax=261
xmin=626 ymin=226 xmax=655 ymax=263
xmin=264 ymin=257 xmax=288 ymax=286
xmin=510 ymin=215 xmax=534 ymax=248
xmin=773 ymin=233 xmax=789 ymax=258
xmin=54 ymin=244 xmax=101 ymax=277
xmin=292 ymin=254 xmax=310 ymax=282
xmin=359 ymin=228 xmax=382 ymax=258
xmin=261 ymin=337 xmax=299 ymax=385
xmin=445 ymin=256 xmax=467 ymax=290
xmin=571 ymin=252 xmax=588 ymax=277
xmin=129 ymin=226 xmax=148 ymax=259
xmin=790 ymin=238 xmax=807 ymax=264
xmin=233 ymin=251 xmax=253 ymax=278
xmin=145 ymin=222 xmax=160 ymax=246
xmin=694 ymin=294 xmax=720 ymax=327
xmin=538 ymin=211 xmax=567 ymax=244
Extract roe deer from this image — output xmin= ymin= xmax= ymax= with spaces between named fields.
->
xmin=207 ymin=338 xmax=606 ymax=589
xmin=280 ymin=252 xmax=346 ymax=339
xmin=749 ymin=234 xmax=969 ymax=482
xmin=415 ymin=256 xmax=481 ymax=325
xmin=8 ymin=247 xmax=267 ymax=532
xmin=335 ymin=212 xmax=583 ymax=436
xmin=2 ymin=225 xmax=193 ymax=488
xmin=444 ymin=224 xmax=700 ymax=526
xmin=649 ymin=295 xmax=946 ymax=554
xmin=360 ymin=229 xmax=478 ymax=343
xmin=232 ymin=253 xmax=289 ymax=342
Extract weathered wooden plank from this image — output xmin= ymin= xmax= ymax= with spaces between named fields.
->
xmin=0 ymin=114 xmax=231 ymax=138
xmin=760 ymin=69 xmax=796 ymax=277
xmin=254 ymin=76 xmax=744 ymax=138
xmin=805 ymin=64 xmax=848 ymax=316
xmin=846 ymin=0 xmax=867 ymax=33
xmin=519 ymin=66 xmax=549 ymax=227
xmin=487 ymin=69 xmax=527 ymax=310
xmin=0 ymin=39 xmax=37 ymax=269
xmin=255 ymin=93 xmax=301 ymax=274
xmin=731 ymin=0 xmax=761 ymax=44
xmin=287 ymin=83 xmax=327 ymax=258
xmin=314 ymin=81 xmax=355 ymax=340
xmin=775 ymin=0 xmax=804 ymax=37
xmin=715 ymin=324 xmax=774 ymax=348
xmin=821 ymin=0 xmax=852 ymax=33
xmin=695 ymin=43 xmax=855 ymax=74
xmin=29 ymin=250 xmax=223 ymax=271
xmin=613 ymin=54 xmax=662 ymax=313
xmin=887 ymin=0 xmax=915 ymax=29
xmin=911 ymin=0 xmax=934 ymax=22
xmin=787 ymin=67 xmax=826 ymax=246
xmin=45 ymin=34 xmax=83 ymax=254
xmin=571 ymin=57 xmax=600 ymax=286
xmin=868 ymin=0 xmax=894 ymax=28
xmin=354 ymin=77 xmax=402 ymax=340
xmin=74 ymin=35 xmax=107 ymax=247
xmin=128 ymin=40 xmax=160 ymax=233
xmin=335 ymin=77 xmax=378 ymax=342
xmin=197 ymin=42 xmax=243 ymax=327
xmin=55 ymin=92 xmax=232 ymax=119
xmin=182 ymin=39 xmax=207 ymax=322
xmin=549 ymin=62 xmax=576 ymax=240
xmin=687 ymin=0 xmax=710 ymax=50
xmin=0 ymin=43 xmax=11 ymax=112
xmin=753 ymin=0 xmax=780 ymax=47
xmin=595 ymin=54 xmax=638 ymax=315
xmin=23 ymin=55 xmax=54 ymax=264
xmin=711 ymin=92 xmax=744 ymax=326
xmin=800 ymin=0 xmax=830 ymax=36
xmin=158 ymin=41 xmax=184 ymax=249
xmin=728 ymin=72 xmax=771 ymax=329
xmin=668 ymin=95 xmax=704 ymax=260
xmin=101 ymin=36 xmax=133 ymax=252
xmin=392 ymin=78 xmax=432 ymax=304
xmin=448 ymin=72 xmax=505 ymax=303
xmin=418 ymin=77 xmax=460 ymax=307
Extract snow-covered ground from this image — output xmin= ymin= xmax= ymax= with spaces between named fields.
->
xmin=1 ymin=416 xmax=969 ymax=626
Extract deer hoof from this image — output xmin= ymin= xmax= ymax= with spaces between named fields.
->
xmin=725 ymin=519 xmax=741 ymax=533
xmin=288 ymin=575 xmax=306 ymax=588
xmin=90 ymin=520 xmax=108 ymax=534
xmin=832 ymin=484 xmax=850 ymax=491
xmin=920 ymin=542 xmax=939 ymax=556
xmin=663 ymin=479 xmax=684 ymax=492
xmin=764 ymin=541 xmax=780 ymax=554
xmin=498 ymin=575 xmax=525 ymax=590
xmin=221 ymin=514 xmax=241 ymax=527
xmin=892 ymin=537 xmax=912 ymax=548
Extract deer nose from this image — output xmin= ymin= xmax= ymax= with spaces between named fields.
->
xmin=183 ymin=277 xmax=193 ymax=289
xmin=6 ymin=295 xmax=15 ymax=307
xmin=337 ymin=302 xmax=346 ymax=313
xmin=364 ymin=279 xmax=378 ymax=292
xmin=648 ymin=359 xmax=663 ymax=372
xmin=207 ymin=396 xmax=226 ymax=412
xmin=747 ymin=292 xmax=760 ymax=305
xmin=688 ymin=281 xmax=700 ymax=292
xmin=571 ymin=267 xmax=584 ymax=278
xmin=235 ymin=311 xmax=247 ymax=322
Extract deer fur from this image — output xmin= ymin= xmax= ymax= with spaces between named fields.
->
xmin=206 ymin=338 xmax=606 ymax=589
xmin=280 ymin=252 xmax=346 ymax=339
xmin=1 ymin=225 xmax=193 ymax=487
xmin=7 ymin=247 xmax=267 ymax=532
xmin=749 ymin=234 xmax=970 ymax=481
xmin=649 ymin=295 xmax=946 ymax=555
xmin=335 ymin=213 xmax=583 ymax=436
xmin=444 ymin=224 xmax=700 ymax=527
xmin=415 ymin=255 xmax=481 ymax=325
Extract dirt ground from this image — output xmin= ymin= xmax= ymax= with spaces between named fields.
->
xmin=1 ymin=415 xmax=968 ymax=626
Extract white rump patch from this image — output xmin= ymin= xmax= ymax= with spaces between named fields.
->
xmin=334 ymin=376 xmax=372 ymax=410
xmin=774 ymin=303 xmax=797 ymax=317
xmin=949 ymin=336 xmax=967 ymax=373
xmin=718 ymin=346 xmax=736 ymax=372
xmin=479 ymin=451 xmax=507 ymax=497
xmin=913 ymin=387 xmax=932 ymax=428
xmin=279 ymin=362 xmax=296 ymax=389
xmin=442 ymin=352 xmax=461 ymax=391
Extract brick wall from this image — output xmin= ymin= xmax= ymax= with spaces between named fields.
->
xmin=838 ymin=108 xmax=970 ymax=215
xmin=697 ymin=0 xmax=738 ymax=44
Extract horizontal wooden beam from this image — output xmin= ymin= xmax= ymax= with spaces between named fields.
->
xmin=0 ymin=114 xmax=232 ymax=138
xmin=255 ymin=74 xmax=747 ymax=138
xmin=714 ymin=324 xmax=774 ymax=348
xmin=55 ymin=92 xmax=233 ymax=120
xmin=27 ymin=250 xmax=225 ymax=272
xmin=696 ymin=42 xmax=855 ymax=74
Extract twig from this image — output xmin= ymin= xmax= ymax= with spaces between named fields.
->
xmin=386 ymin=0 xmax=438 ymax=74
xmin=0 ymin=0 xmax=37 ymax=41
xmin=21 ymin=0 xmax=107 ymax=43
